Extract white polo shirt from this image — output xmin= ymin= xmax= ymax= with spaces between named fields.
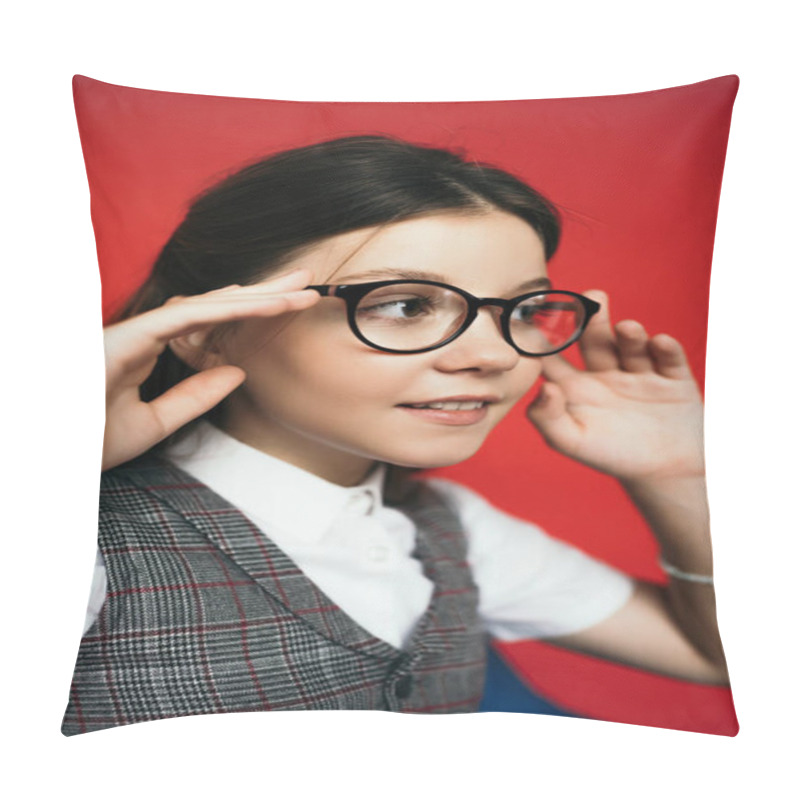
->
xmin=84 ymin=422 xmax=634 ymax=648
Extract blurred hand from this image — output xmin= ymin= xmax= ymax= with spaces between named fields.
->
xmin=526 ymin=290 xmax=705 ymax=482
xmin=101 ymin=268 xmax=320 ymax=471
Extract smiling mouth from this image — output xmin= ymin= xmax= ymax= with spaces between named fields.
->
xmin=395 ymin=401 xmax=493 ymax=426
xmin=401 ymin=400 xmax=488 ymax=410
xmin=397 ymin=395 xmax=500 ymax=411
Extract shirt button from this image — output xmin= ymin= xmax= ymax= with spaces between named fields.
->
xmin=346 ymin=491 xmax=374 ymax=515
xmin=394 ymin=675 xmax=413 ymax=699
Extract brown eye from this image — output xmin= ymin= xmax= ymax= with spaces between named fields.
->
xmin=358 ymin=295 xmax=436 ymax=321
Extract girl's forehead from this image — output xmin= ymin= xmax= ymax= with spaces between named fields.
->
xmin=297 ymin=211 xmax=548 ymax=287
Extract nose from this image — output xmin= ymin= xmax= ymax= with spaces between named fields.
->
xmin=433 ymin=307 xmax=520 ymax=372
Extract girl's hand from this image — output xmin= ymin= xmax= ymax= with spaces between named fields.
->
xmin=526 ymin=290 xmax=705 ymax=483
xmin=101 ymin=268 xmax=320 ymax=472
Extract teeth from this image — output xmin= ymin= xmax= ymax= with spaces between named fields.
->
xmin=410 ymin=401 xmax=486 ymax=410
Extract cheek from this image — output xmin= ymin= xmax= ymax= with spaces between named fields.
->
xmin=229 ymin=319 xmax=416 ymax=409
xmin=506 ymin=360 xmax=545 ymax=400
xmin=293 ymin=358 xmax=422 ymax=410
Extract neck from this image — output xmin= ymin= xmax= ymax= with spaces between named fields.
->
xmin=217 ymin=414 xmax=377 ymax=488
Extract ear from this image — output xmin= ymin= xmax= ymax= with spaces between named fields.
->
xmin=168 ymin=329 xmax=230 ymax=371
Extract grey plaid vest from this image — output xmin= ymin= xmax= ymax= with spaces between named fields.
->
xmin=62 ymin=458 xmax=487 ymax=735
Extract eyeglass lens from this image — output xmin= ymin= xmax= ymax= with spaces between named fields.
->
xmin=354 ymin=283 xmax=586 ymax=354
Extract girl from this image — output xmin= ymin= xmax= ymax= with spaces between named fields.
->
xmin=63 ymin=136 xmax=728 ymax=735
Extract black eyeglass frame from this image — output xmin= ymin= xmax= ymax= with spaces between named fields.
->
xmin=307 ymin=279 xmax=601 ymax=356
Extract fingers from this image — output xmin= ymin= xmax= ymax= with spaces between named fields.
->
xmin=647 ymin=334 xmax=695 ymax=380
xmin=614 ymin=319 xmax=654 ymax=373
xmin=578 ymin=290 xmax=619 ymax=371
xmin=526 ymin=381 xmax=582 ymax=452
xmin=108 ymin=268 xmax=321 ymax=348
xmin=145 ymin=269 xmax=321 ymax=344
xmin=158 ymin=288 xmax=320 ymax=347
xmin=539 ymin=351 xmax=579 ymax=383
xmin=102 ymin=366 xmax=248 ymax=471
xmin=580 ymin=289 xmax=655 ymax=373
xmin=578 ymin=289 xmax=693 ymax=380
xmin=147 ymin=366 xmax=247 ymax=438
xmin=615 ymin=321 xmax=696 ymax=379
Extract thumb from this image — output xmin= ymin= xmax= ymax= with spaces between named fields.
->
xmin=526 ymin=381 xmax=566 ymax=421
xmin=526 ymin=382 xmax=581 ymax=451
xmin=148 ymin=365 xmax=247 ymax=436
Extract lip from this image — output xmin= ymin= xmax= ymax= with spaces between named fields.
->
xmin=395 ymin=395 xmax=499 ymax=426
xmin=397 ymin=395 xmax=501 ymax=406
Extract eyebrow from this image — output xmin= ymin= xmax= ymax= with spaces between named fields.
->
xmin=337 ymin=268 xmax=552 ymax=293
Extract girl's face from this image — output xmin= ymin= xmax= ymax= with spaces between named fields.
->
xmin=217 ymin=210 xmax=549 ymax=485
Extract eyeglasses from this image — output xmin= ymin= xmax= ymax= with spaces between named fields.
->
xmin=306 ymin=280 xmax=600 ymax=356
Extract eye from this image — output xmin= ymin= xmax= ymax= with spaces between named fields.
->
xmin=511 ymin=299 xmax=577 ymax=324
xmin=358 ymin=293 xmax=438 ymax=322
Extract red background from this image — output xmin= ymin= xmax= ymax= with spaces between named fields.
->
xmin=73 ymin=75 xmax=739 ymax=734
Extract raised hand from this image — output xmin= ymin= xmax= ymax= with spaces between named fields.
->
xmin=526 ymin=290 xmax=705 ymax=482
xmin=102 ymin=268 xmax=320 ymax=472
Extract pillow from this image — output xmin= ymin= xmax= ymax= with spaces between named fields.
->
xmin=65 ymin=74 xmax=738 ymax=736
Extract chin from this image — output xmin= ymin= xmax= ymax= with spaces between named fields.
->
xmin=380 ymin=441 xmax=485 ymax=471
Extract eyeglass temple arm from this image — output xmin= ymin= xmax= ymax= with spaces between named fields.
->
xmin=305 ymin=285 xmax=331 ymax=296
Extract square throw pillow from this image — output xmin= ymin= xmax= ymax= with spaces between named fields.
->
xmin=64 ymin=75 xmax=739 ymax=736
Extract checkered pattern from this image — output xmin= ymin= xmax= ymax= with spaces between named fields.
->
xmin=62 ymin=458 xmax=486 ymax=735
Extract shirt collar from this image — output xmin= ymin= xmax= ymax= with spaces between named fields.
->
xmin=165 ymin=421 xmax=386 ymax=544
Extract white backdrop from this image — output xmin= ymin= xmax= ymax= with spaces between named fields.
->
xmin=3 ymin=1 xmax=796 ymax=797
